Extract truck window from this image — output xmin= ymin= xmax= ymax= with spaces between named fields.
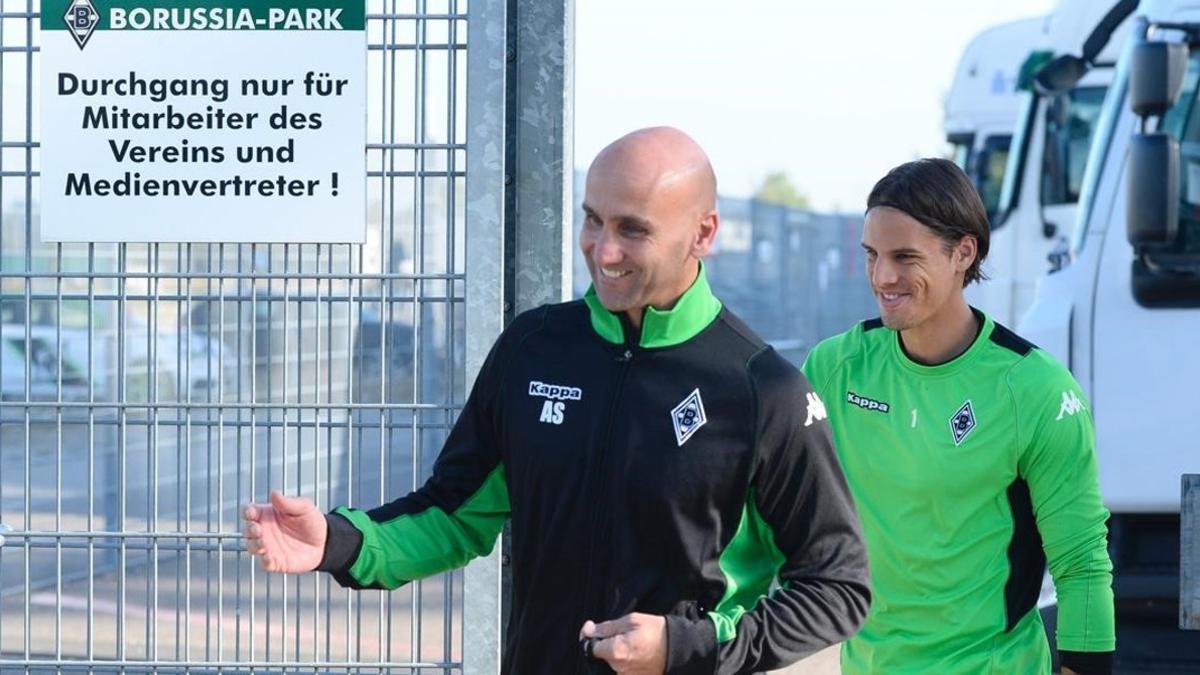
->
xmin=973 ymin=134 xmax=1012 ymax=223
xmin=950 ymin=141 xmax=971 ymax=169
xmin=1041 ymin=86 xmax=1107 ymax=206
xmin=948 ymin=133 xmax=974 ymax=172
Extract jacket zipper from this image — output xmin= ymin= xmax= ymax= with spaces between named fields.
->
xmin=577 ymin=337 xmax=635 ymax=673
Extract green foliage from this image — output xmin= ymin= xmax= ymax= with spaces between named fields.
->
xmin=754 ymin=171 xmax=811 ymax=209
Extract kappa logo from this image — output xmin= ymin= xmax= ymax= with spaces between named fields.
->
xmin=846 ymin=391 xmax=890 ymax=413
xmin=528 ymin=380 xmax=583 ymax=402
xmin=64 ymin=0 xmax=101 ymax=50
xmin=671 ymin=388 xmax=707 ymax=446
xmin=529 ymin=380 xmax=582 ymax=426
xmin=1056 ymin=390 xmax=1086 ymax=421
xmin=949 ymin=400 xmax=977 ymax=446
xmin=804 ymin=392 xmax=827 ymax=427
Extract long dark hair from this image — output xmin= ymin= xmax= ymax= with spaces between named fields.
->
xmin=866 ymin=158 xmax=990 ymax=286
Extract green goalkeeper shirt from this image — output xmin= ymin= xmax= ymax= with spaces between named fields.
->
xmin=802 ymin=312 xmax=1114 ymax=674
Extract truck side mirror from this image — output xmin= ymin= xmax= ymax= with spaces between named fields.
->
xmin=1033 ymin=55 xmax=1087 ymax=96
xmin=1130 ymin=42 xmax=1188 ymax=117
xmin=1127 ymin=133 xmax=1179 ymax=247
xmin=1127 ymin=41 xmax=1188 ymax=250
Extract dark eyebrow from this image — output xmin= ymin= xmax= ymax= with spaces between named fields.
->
xmin=614 ymin=215 xmax=651 ymax=230
xmin=861 ymin=243 xmax=923 ymax=257
xmin=581 ymin=204 xmax=651 ymax=230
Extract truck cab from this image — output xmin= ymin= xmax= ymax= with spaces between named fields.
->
xmin=944 ymin=17 xmax=1044 ymax=226
xmin=969 ymin=0 xmax=1136 ymax=328
xmin=1020 ymin=0 xmax=1200 ymax=667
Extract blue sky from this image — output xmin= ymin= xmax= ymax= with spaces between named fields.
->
xmin=575 ymin=0 xmax=1056 ymax=211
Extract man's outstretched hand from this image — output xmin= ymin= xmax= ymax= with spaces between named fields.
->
xmin=242 ymin=491 xmax=326 ymax=573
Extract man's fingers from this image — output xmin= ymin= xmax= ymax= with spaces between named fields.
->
xmin=580 ymin=615 xmax=636 ymax=665
xmin=246 ymin=538 xmax=265 ymax=555
xmin=583 ymin=613 xmax=666 ymax=668
xmin=590 ymin=633 xmax=628 ymax=663
xmin=242 ymin=504 xmax=261 ymax=522
xmin=590 ymin=614 xmax=635 ymax=639
xmin=244 ymin=522 xmax=263 ymax=539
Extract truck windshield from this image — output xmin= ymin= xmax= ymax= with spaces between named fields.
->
xmin=996 ymin=93 xmax=1037 ymax=230
xmin=950 ymin=138 xmax=972 ymax=169
xmin=1041 ymin=86 xmax=1108 ymax=205
xmin=1071 ymin=38 xmax=1133 ymax=256
xmin=1158 ymin=46 xmax=1200 ymax=255
xmin=975 ymin=134 xmax=1012 ymax=223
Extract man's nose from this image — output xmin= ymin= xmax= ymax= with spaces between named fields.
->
xmin=593 ymin=229 xmax=623 ymax=265
xmin=871 ymin=258 xmax=899 ymax=287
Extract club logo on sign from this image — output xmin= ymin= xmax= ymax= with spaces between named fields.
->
xmin=64 ymin=0 xmax=101 ymax=50
xmin=671 ymin=388 xmax=707 ymax=447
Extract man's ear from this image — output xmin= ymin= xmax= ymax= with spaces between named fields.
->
xmin=692 ymin=210 xmax=720 ymax=257
xmin=954 ymin=235 xmax=978 ymax=274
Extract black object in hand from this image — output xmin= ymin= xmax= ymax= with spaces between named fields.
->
xmin=581 ymin=637 xmax=599 ymax=659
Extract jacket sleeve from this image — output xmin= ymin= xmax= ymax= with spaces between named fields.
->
xmin=665 ymin=350 xmax=870 ymax=674
xmin=1015 ymin=366 xmax=1114 ymax=673
xmin=315 ymin=330 xmax=512 ymax=590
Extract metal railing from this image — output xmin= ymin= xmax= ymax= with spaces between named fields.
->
xmin=0 ymin=0 xmax=479 ymax=672
xmin=705 ymin=198 xmax=876 ymax=364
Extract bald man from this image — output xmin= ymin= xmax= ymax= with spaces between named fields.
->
xmin=243 ymin=128 xmax=870 ymax=674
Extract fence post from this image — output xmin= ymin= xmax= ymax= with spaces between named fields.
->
xmin=463 ymin=0 xmax=574 ymax=672
xmin=1183 ymin=474 xmax=1199 ymax=630
xmin=506 ymin=0 xmax=576 ymax=314
xmin=463 ymin=0 xmax=509 ymax=672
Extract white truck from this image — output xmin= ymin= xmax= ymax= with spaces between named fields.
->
xmin=945 ymin=17 xmax=1044 ymax=226
xmin=968 ymin=0 xmax=1137 ymax=329
xmin=1020 ymin=0 xmax=1200 ymax=667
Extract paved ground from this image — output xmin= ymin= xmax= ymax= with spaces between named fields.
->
xmin=771 ymin=645 xmax=840 ymax=674
xmin=0 ymin=557 xmax=460 ymax=666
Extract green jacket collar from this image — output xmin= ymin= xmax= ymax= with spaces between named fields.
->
xmin=583 ymin=263 xmax=723 ymax=349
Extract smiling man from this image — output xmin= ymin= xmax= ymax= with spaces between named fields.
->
xmin=243 ymin=127 xmax=870 ymax=674
xmin=802 ymin=158 xmax=1114 ymax=674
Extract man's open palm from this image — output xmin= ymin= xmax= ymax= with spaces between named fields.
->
xmin=242 ymin=491 xmax=326 ymax=573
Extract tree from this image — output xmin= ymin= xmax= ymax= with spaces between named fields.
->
xmin=754 ymin=171 xmax=811 ymax=209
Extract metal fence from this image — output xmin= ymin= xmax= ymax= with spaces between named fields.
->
xmin=704 ymin=198 xmax=876 ymax=364
xmin=0 ymin=0 xmax=479 ymax=672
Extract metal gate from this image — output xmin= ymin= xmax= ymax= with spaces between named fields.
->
xmin=0 ymin=0 xmax=495 ymax=671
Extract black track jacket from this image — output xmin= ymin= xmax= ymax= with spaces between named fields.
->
xmin=317 ymin=267 xmax=870 ymax=674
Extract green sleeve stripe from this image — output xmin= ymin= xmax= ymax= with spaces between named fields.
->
xmin=337 ymin=465 xmax=510 ymax=589
xmin=709 ymin=492 xmax=786 ymax=644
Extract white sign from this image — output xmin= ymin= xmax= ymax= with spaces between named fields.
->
xmin=40 ymin=0 xmax=365 ymax=243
